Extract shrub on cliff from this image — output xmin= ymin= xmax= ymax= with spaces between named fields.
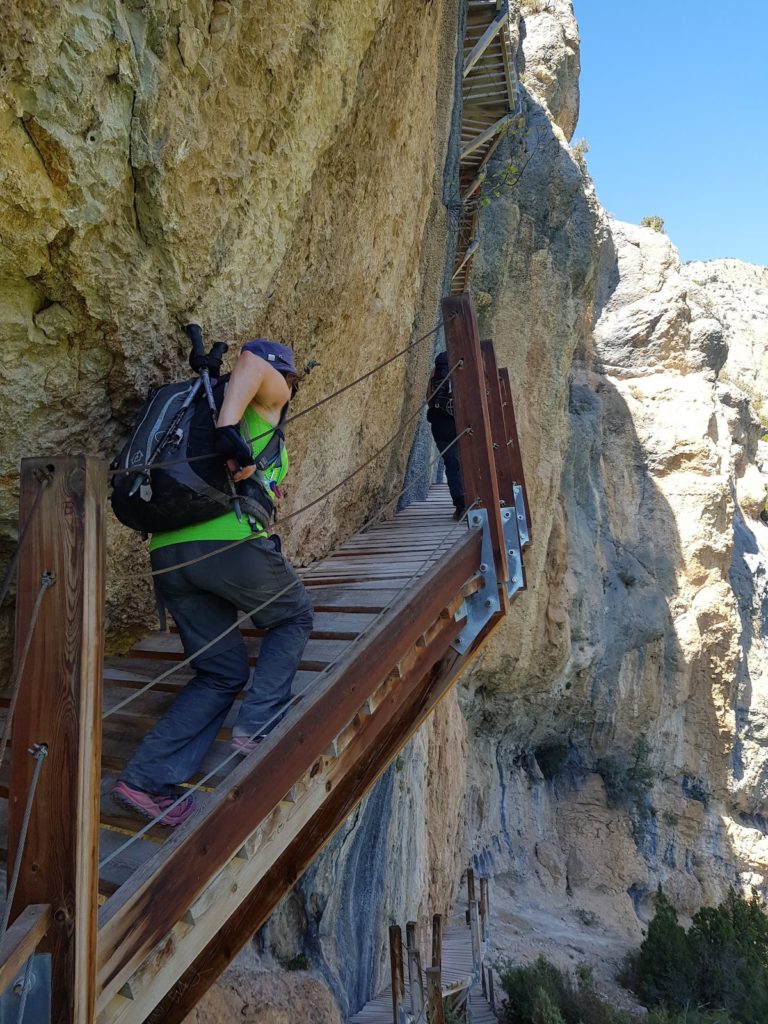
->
xmin=497 ymin=956 xmax=631 ymax=1024
xmin=621 ymin=887 xmax=768 ymax=1022
xmin=641 ymin=215 xmax=665 ymax=232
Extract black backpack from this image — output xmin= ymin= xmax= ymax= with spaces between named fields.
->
xmin=110 ymin=375 xmax=285 ymax=534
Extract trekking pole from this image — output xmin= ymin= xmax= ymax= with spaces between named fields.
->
xmin=184 ymin=322 xmax=243 ymax=522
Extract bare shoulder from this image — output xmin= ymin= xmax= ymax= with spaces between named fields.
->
xmin=238 ymin=352 xmax=290 ymax=414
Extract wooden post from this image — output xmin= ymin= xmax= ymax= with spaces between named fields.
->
xmin=470 ymin=899 xmax=482 ymax=969
xmin=481 ymin=341 xmax=516 ymax=508
xmin=405 ymin=921 xmax=422 ymax=1015
xmin=488 ymin=967 xmax=496 ymax=1009
xmin=431 ymin=913 xmax=443 ymax=969
xmin=479 ymin=877 xmax=489 ymax=940
xmin=426 ymin=966 xmax=445 ymax=1024
xmin=442 ymin=294 xmax=509 ymax=585
xmin=466 ymin=866 xmax=476 ymax=924
xmin=498 ymin=366 xmax=532 ymax=535
xmin=389 ymin=925 xmax=405 ymax=1024
xmin=9 ymin=457 xmax=106 ymax=1024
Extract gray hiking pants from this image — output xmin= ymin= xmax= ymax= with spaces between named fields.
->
xmin=121 ymin=535 xmax=314 ymax=795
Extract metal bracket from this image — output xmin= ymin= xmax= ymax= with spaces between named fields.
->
xmin=452 ymin=509 xmax=500 ymax=654
xmin=501 ymin=505 xmax=524 ymax=599
xmin=513 ymin=483 xmax=530 ymax=547
xmin=0 ymin=954 xmax=51 ymax=1023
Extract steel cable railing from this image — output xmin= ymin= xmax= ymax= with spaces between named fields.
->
xmin=103 ymin=423 xmax=469 ymax=720
xmin=144 ymin=359 xmax=463 ymax=578
xmin=99 ymin=489 xmax=478 ymax=868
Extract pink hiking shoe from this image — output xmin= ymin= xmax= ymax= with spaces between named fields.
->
xmin=231 ymin=734 xmax=263 ymax=757
xmin=113 ymin=780 xmax=197 ymax=827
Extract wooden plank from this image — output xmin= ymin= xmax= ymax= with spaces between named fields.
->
xmin=10 ymin=457 xmax=105 ymax=1024
xmin=0 ymin=903 xmax=52 ymax=992
xmin=129 ymin=633 xmax=351 ymax=665
xmin=95 ymin=528 xmax=482 ymax=1009
xmin=443 ymin=297 xmax=508 ymax=586
xmin=460 ymin=113 xmax=513 ymax=161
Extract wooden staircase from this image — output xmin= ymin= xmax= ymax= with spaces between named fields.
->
xmin=0 ymin=295 xmax=530 ymax=1023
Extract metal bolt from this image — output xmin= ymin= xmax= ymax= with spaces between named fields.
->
xmin=518 ymin=514 xmax=524 ymax=521
xmin=502 ymin=511 xmax=511 ymax=520
xmin=508 ymin=548 xmax=515 ymax=556
xmin=472 ymin=515 xmax=481 ymax=526
xmin=479 ymin=562 xmax=488 ymax=572
xmin=484 ymin=598 xmax=493 ymax=608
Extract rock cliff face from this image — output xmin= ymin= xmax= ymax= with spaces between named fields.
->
xmin=3 ymin=0 xmax=768 ymax=1021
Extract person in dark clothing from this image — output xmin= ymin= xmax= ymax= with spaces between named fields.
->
xmin=426 ymin=352 xmax=465 ymax=520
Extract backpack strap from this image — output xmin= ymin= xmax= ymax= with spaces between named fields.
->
xmin=249 ymin=403 xmax=288 ymax=471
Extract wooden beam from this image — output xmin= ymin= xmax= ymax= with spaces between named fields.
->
xmin=498 ymin=367 xmax=532 ymax=535
xmin=142 ymin=611 xmax=505 ymax=1024
xmin=460 ymin=113 xmax=514 ymax=161
xmin=462 ymin=4 xmax=512 ymax=79
xmin=9 ymin=457 xmax=105 ymax=1024
xmin=443 ymin=295 xmax=508 ymax=585
xmin=96 ymin=530 xmax=482 ymax=1008
xmin=0 ymin=903 xmax=52 ymax=993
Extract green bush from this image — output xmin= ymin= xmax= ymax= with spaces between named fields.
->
xmin=497 ymin=956 xmax=631 ymax=1024
xmin=622 ymin=887 xmax=768 ymax=1022
xmin=641 ymin=215 xmax=665 ymax=232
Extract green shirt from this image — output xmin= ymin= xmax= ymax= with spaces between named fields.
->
xmin=148 ymin=405 xmax=288 ymax=550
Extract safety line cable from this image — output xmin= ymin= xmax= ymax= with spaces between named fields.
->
xmin=99 ymin=492 xmax=477 ymax=867
xmin=1 ymin=744 xmax=48 ymax=934
xmin=16 ymin=954 xmax=35 ymax=1023
xmin=102 ymin=427 xmax=470 ymax=720
xmin=0 ymin=573 xmax=56 ymax=769
xmin=147 ymin=360 xmax=464 ymax=579
xmin=0 ymin=472 xmax=51 ymax=609
xmin=108 ymin=320 xmax=446 ymax=479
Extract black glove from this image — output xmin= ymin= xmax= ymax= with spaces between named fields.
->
xmin=189 ymin=350 xmax=224 ymax=377
xmin=213 ymin=424 xmax=254 ymax=468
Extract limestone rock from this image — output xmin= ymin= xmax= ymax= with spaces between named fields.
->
xmin=520 ymin=0 xmax=580 ymax=140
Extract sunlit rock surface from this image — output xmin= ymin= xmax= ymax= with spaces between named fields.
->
xmin=3 ymin=1 xmax=768 ymax=1021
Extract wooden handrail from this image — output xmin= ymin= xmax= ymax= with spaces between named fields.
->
xmin=0 ymin=904 xmax=52 ymax=993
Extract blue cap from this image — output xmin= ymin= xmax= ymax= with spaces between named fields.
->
xmin=242 ymin=339 xmax=297 ymax=375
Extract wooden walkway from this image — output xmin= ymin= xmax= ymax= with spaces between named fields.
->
xmin=0 ymin=295 xmax=527 ymax=1022
xmin=349 ymin=918 xmax=496 ymax=1023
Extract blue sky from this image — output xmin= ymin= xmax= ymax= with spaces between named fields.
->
xmin=573 ymin=0 xmax=768 ymax=266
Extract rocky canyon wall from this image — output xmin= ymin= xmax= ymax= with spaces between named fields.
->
xmin=459 ymin=2 xmax=768 ymax=965
xmin=4 ymin=0 xmax=768 ymax=1021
